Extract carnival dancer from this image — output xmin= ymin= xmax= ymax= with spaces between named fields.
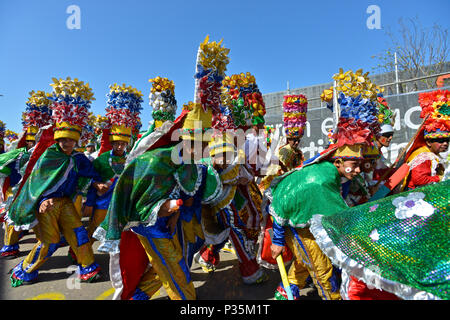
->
xmin=194 ymin=72 xmax=269 ymax=284
xmin=278 ymin=94 xmax=307 ymax=171
xmin=400 ymin=90 xmax=449 ymax=191
xmin=268 ymin=69 xmax=381 ymax=300
xmin=93 ymin=36 xmax=226 ymax=300
xmin=0 ymin=90 xmax=53 ymax=258
xmin=84 ymin=83 xmax=143 ymax=242
xmin=7 ymin=77 xmax=108 ymax=287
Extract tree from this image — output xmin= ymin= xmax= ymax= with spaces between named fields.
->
xmin=372 ymin=17 xmax=449 ymax=92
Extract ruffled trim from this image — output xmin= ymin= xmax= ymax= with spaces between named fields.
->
xmin=174 ymin=165 xmax=203 ymax=196
xmin=202 ymin=224 xmax=230 ymax=245
xmin=309 ymin=214 xmax=442 ymax=300
xmin=94 ymin=227 xmax=121 ymax=254
xmin=5 ymin=214 xmax=38 ymax=231
xmin=202 ymin=166 xmax=223 ymax=205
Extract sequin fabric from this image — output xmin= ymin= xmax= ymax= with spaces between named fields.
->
xmin=320 ymin=180 xmax=449 ymax=299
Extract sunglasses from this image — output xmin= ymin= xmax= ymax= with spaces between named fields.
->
xmin=428 ymin=137 xmax=449 ymax=144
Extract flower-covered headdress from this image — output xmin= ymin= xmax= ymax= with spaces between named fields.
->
xmin=283 ymin=94 xmax=307 ymax=139
xmin=321 ymin=69 xmax=382 ymax=160
xmin=222 ymin=72 xmax=266 ymax=128
xmin=22 ymin=90 xmax=53 ymax=141
xmin=418 ymin=89 xmax=450 ymax=139
xmin=181 ymin=35 xmax=230 ymax=141
xmin=49 ymin=77 xmax=95 ymax=141
xmin=376 ymin=94 xmax=396 ymax=135
xmin=105 ymin=83 xmax=143 ymax=144
xmin=149 ymin=76 xmax=177 ymax=129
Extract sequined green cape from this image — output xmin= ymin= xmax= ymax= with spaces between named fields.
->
xmin=266 ymin=161 xmax=348 ymax=227
xmin=310 ymin=180 xmax=449 ymax=300
xmin=94 ymin=145 xmax=222 ymax=253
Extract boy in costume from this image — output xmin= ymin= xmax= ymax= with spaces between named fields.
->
xmin=278 ymin=94 xmax=307 ymax=171
xmin=1 ymin=90 xmax=52 ymax=258
xmin=7 ymin=77 xmax=108 ymax=286
xmin=268 ymin=69 xmax=380 ymax=300
xmin=85 ymin=83 xmax=143 ymax=242
xmin=93 ymin=36 xmax=226 ymax=300
xmin=400 ymin=90 xmax=449 ymax=190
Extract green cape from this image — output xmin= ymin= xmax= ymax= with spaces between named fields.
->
xmin=95 ymin=145 xmax=222 ymax=253
xmin=310 ymin=180 xmax=450 ymax=300
xmin=267 ymin=161 xmax=348 ymax=227
xmin=0 ymin=147 xmax=29 ymax=178
xmin=7 ymin=144 xmax=79 ymax=230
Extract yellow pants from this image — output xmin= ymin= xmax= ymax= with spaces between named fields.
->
xmin=21 ymin=197 xmax=95 ymax=274
xmin=73 ymin=194 xmax=83 ymax=220
xmin=87 ymin=209 xmax=107 ymax=242
xmin=3 ymin=222 xmax=21 ymax=247
xmin=135 ymin=233 xmax=196 ymax=300
xmin=1 ymin=187 xmax=21 ymax=251
xmin=285 ymin=227 xmax=341 ymax=300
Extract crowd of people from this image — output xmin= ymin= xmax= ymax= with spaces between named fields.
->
xmin=0 ymin=36 xmax=448 ymax=300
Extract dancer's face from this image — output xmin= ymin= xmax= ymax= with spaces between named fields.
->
xmin=426 ymin=137 xmax=449 ymax=155
xmin=57 ymin=138 xmax=77 ymax=155
xmin=334 ymin=159 xmax=361 ymax=180
xmin=111 ymin=141 xmax=128 ymax=156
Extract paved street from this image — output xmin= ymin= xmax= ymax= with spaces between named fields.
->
xmin=0 ymin=219 xmax=320 ymax=300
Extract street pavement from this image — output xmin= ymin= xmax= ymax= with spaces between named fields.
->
xmin=0 ymin=219 xmax=320 ymax=300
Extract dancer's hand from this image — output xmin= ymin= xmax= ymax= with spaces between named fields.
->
xmin=93 ymin=182 xmax=109 ymax=195
xmin=159 ymin=200 xmax=180 ymax=217
xmin=271 ymin=243 xmax=285 ymax=260
xmin=39 ymin=198 xmax=55 ymax=214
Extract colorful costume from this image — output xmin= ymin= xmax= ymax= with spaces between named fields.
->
xmin=267 ymin=69 xmax=381 ymax=300
xmin=1 ymin=90 xmax=52 ymax=258
xmin=310 ymin=180 xmax=449 ymax=300
xmin=401 ymin=90 xmax=449 ymax=191
xmin=7 ymin=77 xmax=102 ymax=286
xmin=85 ymin=83 xmax=143 ymax=241
xmin=278 ymin=94 xmax=308 ymax=171
xmin=195 ymin=72 xmax=268 ymax=284
xmin=93 ymin=36 xmax=227 ymax=300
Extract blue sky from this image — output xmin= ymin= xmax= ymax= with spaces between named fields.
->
xmin=1 ymin=0 xmax=449 ymax=132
